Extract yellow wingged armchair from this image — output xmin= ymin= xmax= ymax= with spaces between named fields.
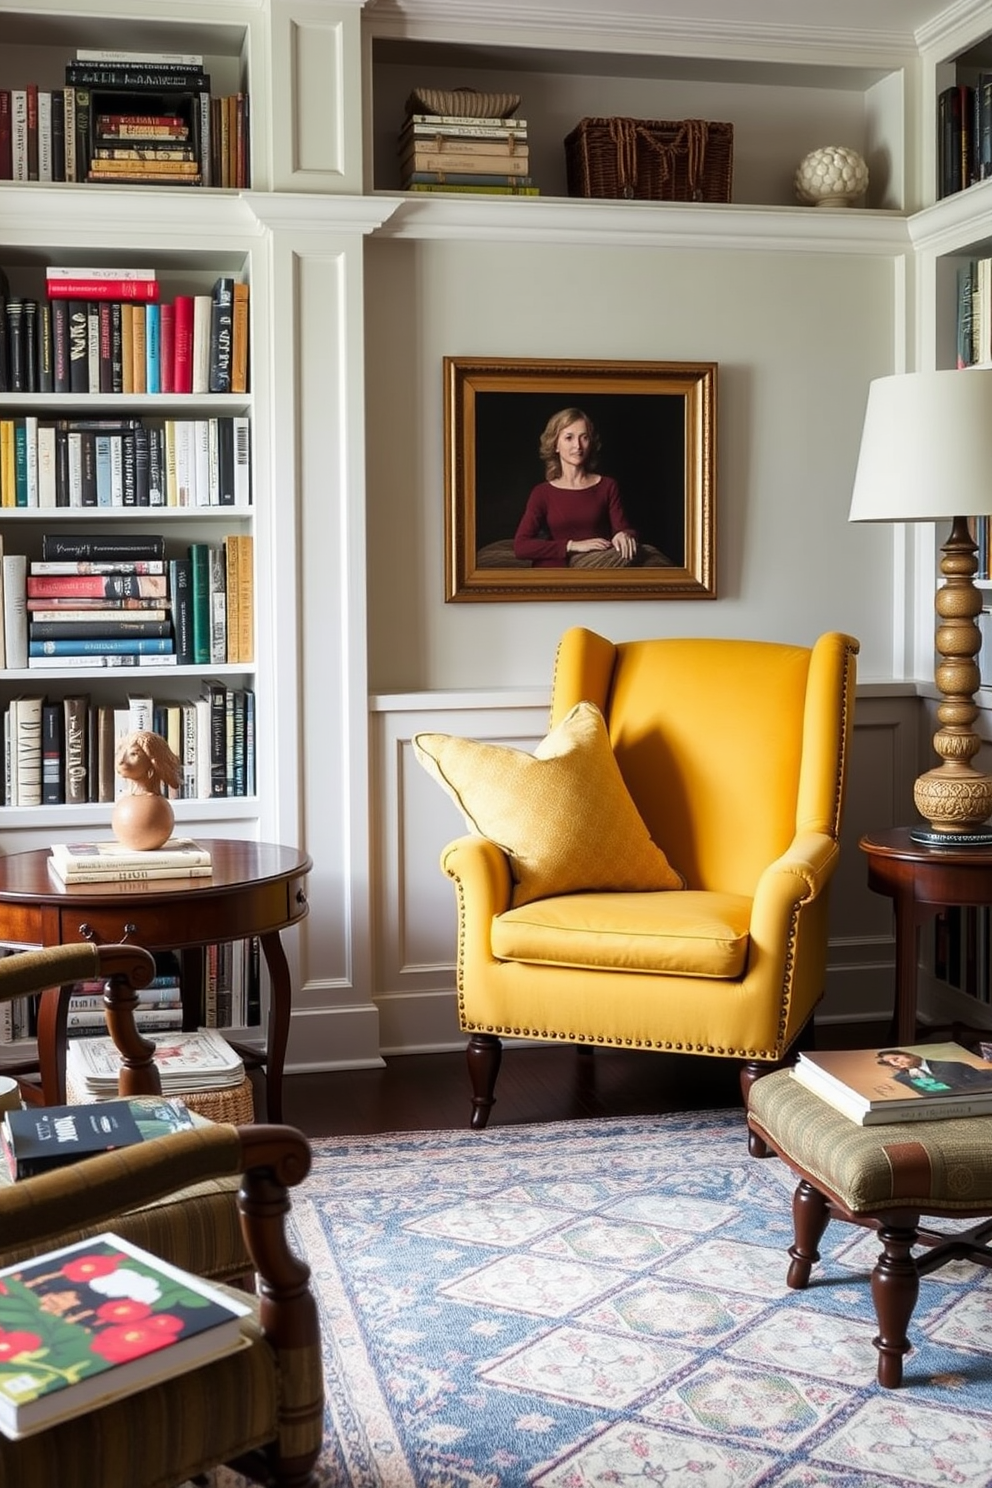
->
xmin=438 ymin=629 xmax=859 ymax=1142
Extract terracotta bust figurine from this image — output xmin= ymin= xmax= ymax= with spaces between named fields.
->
xmin=111 ymin=730 xmax=182 ymax=850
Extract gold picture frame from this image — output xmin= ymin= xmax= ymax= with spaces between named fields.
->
xmin=443 ymin=356 xmax=717 ymax=602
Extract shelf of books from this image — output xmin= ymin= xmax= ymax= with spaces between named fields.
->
xmin=0 ymin=252 xmax=257 ymax=823
xmin=0 ymin=23 xmax=251 ymax=189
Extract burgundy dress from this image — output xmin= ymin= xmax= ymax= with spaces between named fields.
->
xmin=513 ymin=477 xmax=635 ymax=567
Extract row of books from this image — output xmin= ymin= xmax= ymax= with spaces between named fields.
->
xmin=0 ymin=939 xmax=260 ymax=1043
xmin=0 ymin=535 xmax=254 ymax=671
xmin=3 ymin=683 xmax=256 ymax=807
xmin=0 ymin=78 xmax=249 ymax=189
xmin=938 ymin=78 xmax=992 ymax=198
xmin=399 ymin=110 xmax=539 ymax=196
xmin=0 ymin=416 xmax=251 ymax=509
xmin=0 ymin=267 xmax=249 ymax=396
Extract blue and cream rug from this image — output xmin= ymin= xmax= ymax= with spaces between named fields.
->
xmin=280 ymin=1110 xmax=992 ymax=1485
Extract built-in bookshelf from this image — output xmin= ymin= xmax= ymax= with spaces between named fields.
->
xmin=365 ymin=32 xmax=908 ymax=210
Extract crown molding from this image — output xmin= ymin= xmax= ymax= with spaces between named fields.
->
xmin=362 ymin=0 xmax=929 ymax=60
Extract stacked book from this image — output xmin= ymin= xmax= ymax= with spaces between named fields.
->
xmin=48 ymin=837 xmax=213 ymax=885
xmin=65 ymin=49 xmax=209 ymax=187
xmin=792 ymin=1039 xmax=992 ymax=1124
xmin=399 ymin=110 xmax=536 ymax=195
xmin=66 ymin=965 xmax=183 ymax=1039
xmin=67 ymin=1026 xmax=245 ymax=1099
xmin=1 ymin=1095 xmax=194 ymax=1179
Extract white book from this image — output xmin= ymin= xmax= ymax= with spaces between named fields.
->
xmin=75 ymin=49 xmax=204 ymax=65
xmin=23 ymin=416 xmax=38 ymax=508
xmin=175 ymin=421 xmax=194 ymax=507
xmin=195 ymin=694 xmax=212 ymax=799
xmin=207 ymin=417 xmax=220 ymax=506
xmin=194 ymin=418 xmax=211 ymax=507
xmin=11 ymin=695 xmax=42 ymax=807
xmin=27 ymin=654 xmax=180 ymax=669
xmin=233 ymin=416 xmax=251 ymax=506
xmin=87 ymin=305 xmax=101 ymax=393
xmin=192 ymin=295 xmax=212 ymax=395
xmin=36 ymin=423 xmax=57 ymax=508
xmin=10 ymin=91 xmax=27 ymax=181
xmin=113 ymin=705 xmax=131 ymax=799
xmin=50 ymin=837 xmax=212 ymax=874
xmin=2 ymin=555 xmax=27 ymax=670
xmin=62 ymin=86 xmax=75 ymax=183
xmin=37 ymin=90 xmax=52 ymax=183
xmin=67 ymin=432 xmax=84 ymax=508
xmin=126 ymin=691 xmax=154 ymax=734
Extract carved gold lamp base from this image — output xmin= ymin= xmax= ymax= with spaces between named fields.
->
xmin=912 ymin=514 xmax=992 ymax=848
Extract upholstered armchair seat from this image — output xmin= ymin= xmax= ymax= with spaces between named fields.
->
xmin=435 ymin=628 xmax=859 ymax=1132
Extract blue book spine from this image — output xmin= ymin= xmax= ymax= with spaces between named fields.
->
xmin=145 ymin=303 xmax=161 ymax=394
xmin=29 ymin=636 xmax=175 ymax=656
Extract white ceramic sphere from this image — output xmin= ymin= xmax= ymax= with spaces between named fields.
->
xmin=794 ymin=146 xmax=869 ymax=207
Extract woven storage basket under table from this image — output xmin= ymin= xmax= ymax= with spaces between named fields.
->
xmin=564 ymin=116 xmax=733 ymax=202
xmin=66 ymin=1072 xmax=255 ymax=1124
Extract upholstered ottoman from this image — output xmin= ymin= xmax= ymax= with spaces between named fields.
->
xmin=748 ymin=1068 xmax=992 ymax=1387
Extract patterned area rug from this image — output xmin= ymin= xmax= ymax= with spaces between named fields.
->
xmin=280 ymin=1108 xmax=992 ymax=1488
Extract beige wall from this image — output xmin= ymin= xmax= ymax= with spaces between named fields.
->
xmin=364 ymin=236 xmax=898 ymax=693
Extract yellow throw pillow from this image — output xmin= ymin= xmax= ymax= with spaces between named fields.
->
xmin=413 ymin=700 xmax=683 ymax=906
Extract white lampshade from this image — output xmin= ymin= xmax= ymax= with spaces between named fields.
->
xmin=849 ymin=368 xmax=992 ymax=523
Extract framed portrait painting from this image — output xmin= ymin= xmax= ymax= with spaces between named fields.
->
xmin=443 ymin=357 xmax=717 ymax=601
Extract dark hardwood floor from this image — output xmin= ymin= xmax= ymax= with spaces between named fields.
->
xmin=278 ymin=1023 xmax=890 ymax=1140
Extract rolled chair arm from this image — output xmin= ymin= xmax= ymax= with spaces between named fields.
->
xmin=440 ymin=834 xmax=513 ymax=919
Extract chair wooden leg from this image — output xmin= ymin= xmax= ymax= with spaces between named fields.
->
xmin=466 ymin=1033 xmax=502 ymax=1129
xmin=787 ymin=1179 xmax=830 ymax=1288
xmin=871 ymin=1220 xmax=920 ymax=1388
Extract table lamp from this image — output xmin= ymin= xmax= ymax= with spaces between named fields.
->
xmin=849 ymin=368 xmax=992 ymax=845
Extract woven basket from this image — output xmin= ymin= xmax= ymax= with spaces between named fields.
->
xmin=67 ymin=1073 xmax=255 ymax=1125
xmin=564 ymin=117 xmax=733 ymax=202
xmin=406 ymin=87 xmax=521 ymax=120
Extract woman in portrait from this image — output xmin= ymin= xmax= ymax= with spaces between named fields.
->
xmin=512 ymin=407 xmax=670 ymax=568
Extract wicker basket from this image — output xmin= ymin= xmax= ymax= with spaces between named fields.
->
xmin=66 ymin=1073 xmax=256 ymax=1125
xmin=564 ymin=117 xmax=733 ymax=202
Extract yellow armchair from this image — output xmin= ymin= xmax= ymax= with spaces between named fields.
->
xmin=438 ymin=628 xmax=859 ymax=1138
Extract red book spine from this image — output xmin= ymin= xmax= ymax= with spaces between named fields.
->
xmin=46 ymin=279 xmax=160 ymax=302
xmin=26 ymin=575 xmax=168 ymax=597
xmin=160 ymin=301 xmax=175 ymax=395
xmin=26 ymin=82 xmax=38 ymax=181
xmin=172 ymin=295 xmax=194 ymax=394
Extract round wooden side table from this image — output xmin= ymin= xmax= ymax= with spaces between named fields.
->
xmin=860 ymin=827 xmax=992 ymax=1044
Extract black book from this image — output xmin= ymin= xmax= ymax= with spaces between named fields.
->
xmin=169 ymin=556 xmax=193 ymax=665
xmin=201 ymin=677 xmax=227 ymax=797
xmin=79 ymin=429 xmax=98 ymax=506
xmin=938 ymin=83 xmax=972 ymax=197
xmin=31 ymin=619 xmax=172 ymax=640
xmin=2 ymin=1097 xmax=195 ymax=1179
xmin=110 ymin=301 xmax=124 ymax=392
xmin=41 ymin=700 xmax=64 ymax=805
xmin=74 ymin=86 xmax=92 ymax=180
xmin=121 ymin=429 xmax=137 ymax=506
xmin=98 ymin=301 xmax=114 ymax=392
xmin=41 ymin=532 xmax=167 ymax=560
xmin=148 ymin=423 xmax=164 ymax=505
xmin=134 ymin=423 xmax=150 ymax=506
xmin=67 ymin=300 xmax=89 ymax=392
xmin=66 ymin=64 xmax=210 ymax=90
xmin=208 ymin=277 xmax=234 ymax=393
xmin=63 ymin=693 xmax=89 ymax=805
xmin=51 ymin=86 xmax=66 ymax=181
xmin=51 ymin=297 xmax=71 ymax=393
xmin=0 ymin=282 xmax=8 ymax=395
xmin=217 ymin=417 xmax=235 ymax=505
xmin=978 ymin=73 xmax=992 ymax=183
xmin=23 ymin=299 xmax=37 ymax=392
xmin=6 ymin=297 xmax=25 ymax=392
xmin=86 ymin=703 xmax=100 ymax=802
xmin=36 ymin=301 xmax=53 ymax=393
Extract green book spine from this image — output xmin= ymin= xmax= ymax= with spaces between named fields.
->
xmin=188 ymin=541 xmax=211 ymax=664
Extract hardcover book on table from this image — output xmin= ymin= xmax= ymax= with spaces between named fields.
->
xmin=792 ymin=1041 xmax=992 ymax=1124
xmin=0 ymin=1231 xmax=249 ymax=1438
xmin=1 ymin=1096 xmax=195 ymax=1180
xmin=48 ymin=837 xmax=212 ymax=878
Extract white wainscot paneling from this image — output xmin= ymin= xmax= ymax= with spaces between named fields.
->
xmin=372 ymin=685 xmax=919 ymax=1054
xmin=372 ymin=692 xmax=549 ymax=1054
xmin=822 ymin=687 xmax=919 ymax=1029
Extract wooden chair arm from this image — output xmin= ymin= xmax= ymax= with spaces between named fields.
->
xmin=16 ymin=944 xmax=157 ymax=1106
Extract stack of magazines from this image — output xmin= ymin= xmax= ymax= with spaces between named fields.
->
xmin=67 ymin=1027 xmax=244 ymax=1098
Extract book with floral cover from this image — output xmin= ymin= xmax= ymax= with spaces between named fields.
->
xmin=0 ymin=1231 xmax=249 ymax=1438
xmin=793 ymin=1040 xmax=992 ymax=1124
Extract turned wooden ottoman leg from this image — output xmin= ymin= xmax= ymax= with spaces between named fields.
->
xmin=466 ymin=1033 xmax=502 ymax=1130
xmin=787 ymin=1179 xmax=831 ymax=1288
xmin=871 ymin=1220 xmax=920 ymax=1388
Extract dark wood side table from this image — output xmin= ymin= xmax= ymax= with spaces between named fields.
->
xmin=860 ymin=827 xmax=992 ymax=1044
xmin=0 ymin=839 xmax=311 ymax=1122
